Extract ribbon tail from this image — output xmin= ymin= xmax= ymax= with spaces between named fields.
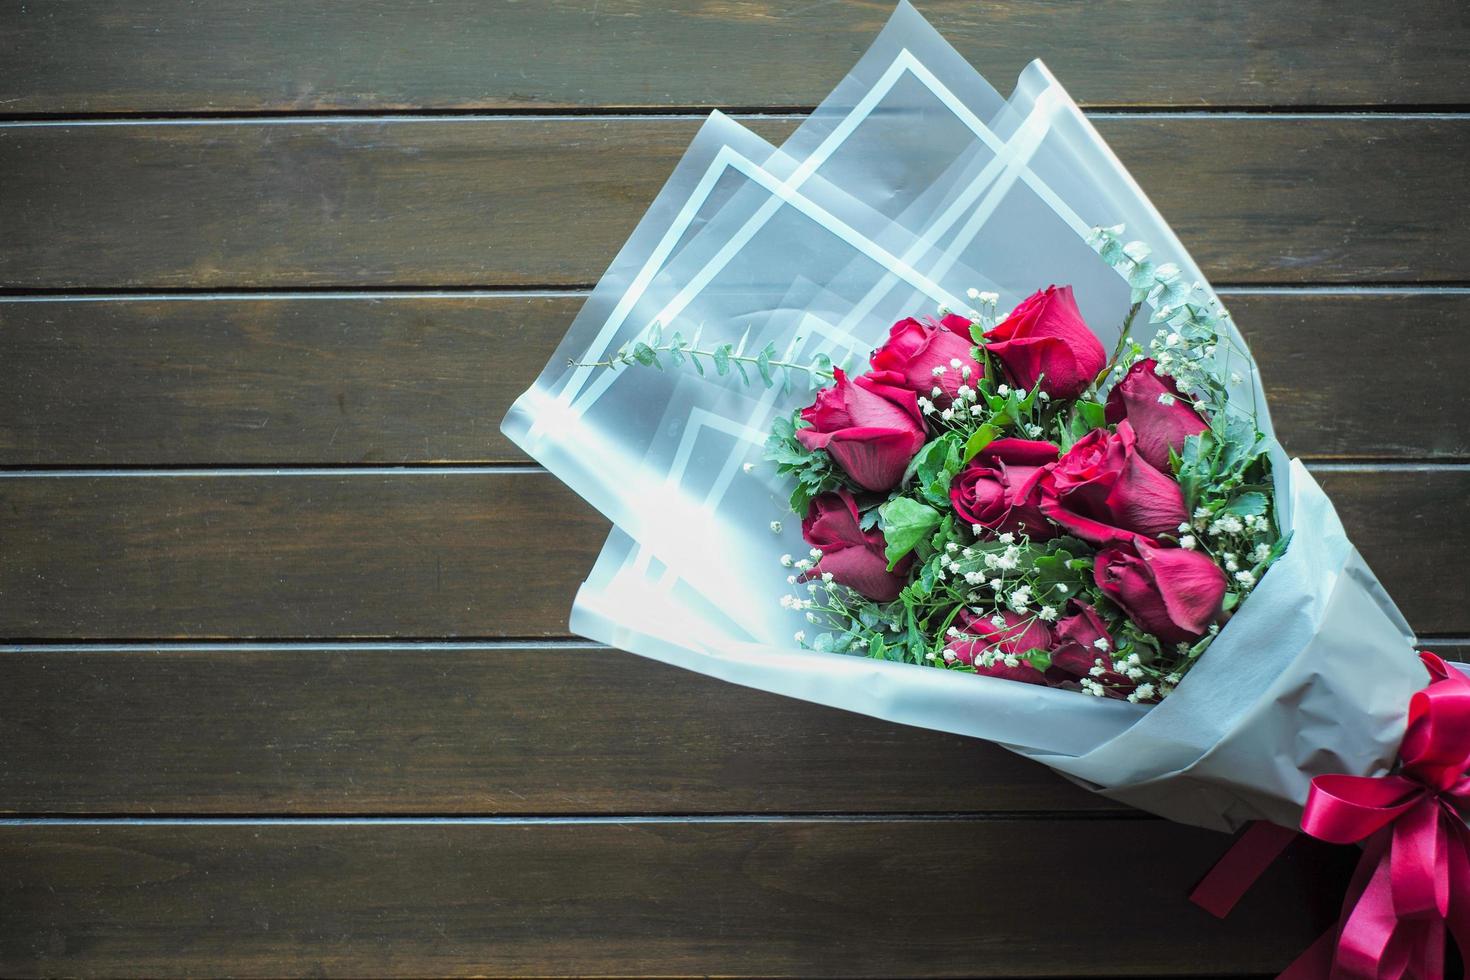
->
xmin=1276 ymin=927 xmax=1337 ymax=980
xmin=1191 ymin=820 xmax=1299 ymax=918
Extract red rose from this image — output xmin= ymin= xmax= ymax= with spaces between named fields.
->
xmin=947 ymin=609 xmax=1052 ymax=686
xmin=1093 ymin=538 xmax=1227 ymax=645
xmin=801 ymin=490 xmax=910 ymax=602
xmin=1038 ymin=421 xmax=1188 ymax=546
xmin=1043 ymin=602 xmax=1133 ymax=695
xmin=796 ymin=368 xmax=927 ymax=491
xmin=949 ymin=438 xmax=1059 ymax=539
xmin=1105 ymin=358 xmax=1209 ymax=471
xmin=985 ymin=285 xmax=1106 ymax=399
xmin=870 ymin=313 xmax=983 ymax=405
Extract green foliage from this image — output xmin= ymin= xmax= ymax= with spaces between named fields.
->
xmin=878 ymin=497 xmax=943 ymax=570
xmin=575 ymin=324 xmax=843 ymax=395
xmin=764 ymin=411 xmax=845 ymax=514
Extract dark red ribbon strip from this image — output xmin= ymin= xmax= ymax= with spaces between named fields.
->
xmin=1191 ymin=652 xmax=1470 ymax=979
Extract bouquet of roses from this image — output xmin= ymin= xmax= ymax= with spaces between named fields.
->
xmin=764 ymin=238 xmax=1283 ymax=705
xmin=505 ymin=4 xmax=1457 ymax=974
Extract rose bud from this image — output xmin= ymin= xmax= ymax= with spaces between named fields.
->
xmin=870 ymin=313 xmax=983 ymax=405
xmin=947 ymin=609 xmax=1053 ymax=686
xmin=801 ymin=490 xmax=910 ymax=602
xmin=1038 ymin=421 xmax=1188 ymax=546
xmin=949 ymin=438 xmax=1059 ymax=539
xmin=1105 ymin=358 xmax=1209 ymax=471
xmin=1093 ymin=538 xmax=1228 ymax=645
xmin=1043 ymin=602 xmax=1133 ymax=694
xmin=796 ymin=368 xmax=927 ymax=492
xmin=984 ymin=285 xmax=1106 ymax=400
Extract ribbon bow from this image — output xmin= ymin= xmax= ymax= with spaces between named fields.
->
xmin=1194 ymin=652 xmax=1470 ymax=979
xmin=1289 ymin=652 xmax=1470 ymax=979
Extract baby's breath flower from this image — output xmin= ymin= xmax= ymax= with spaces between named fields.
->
xmin=1180 ymin=535 xmax=1196 ymax=550
xmin=820 ymin=572 xmax=834 ymax=584
xmin=1157 ymin=393 xmax=1176 ymax=406
xmin=780 ymin=554 xmax=793 ymax=567
xmin=793 ymin=630 xmax=805 ymax=644
xmin=809 ymin=547 xmax=823 ymax=559
xmin=743 ymin=462 xmax=755 ymax=473
xmin=1093 ymin=638 xmax=1110 ymax=652
xmin=932 ymin=365 xmax=946 ymax=377
xmin=769 ymin=521 xmax=783 ymax=534
xmin=1235 ymin=569 xmax=1257 ymax=588
xmin=1038 ymin=605 xmax=1058 ymax=622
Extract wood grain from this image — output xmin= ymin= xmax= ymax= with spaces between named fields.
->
xmin=2 ymin=1 xmax=1466 ymax=114
xmin=4 ymin=640 xmax=1464 ymax=817
xmin=0 ymin=468 xmax=1464 ymax=640
xmin=3 ymin=117 xmax=1465 ymax=289
xmin=1 ymin=291 xmax=1465 ymax=466
xmin=0 ymin=819 xmax=1354 ymax=978
xmin=0 ymin=644 xmax=1108 ymax=815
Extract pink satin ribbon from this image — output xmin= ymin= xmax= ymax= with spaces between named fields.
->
xmin=1192 ymin=652 xmax=1470 ymax=979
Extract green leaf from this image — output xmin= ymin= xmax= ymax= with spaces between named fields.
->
xmin=879 ymin=497 xmax=943 ymax=570
xmin=631 ymin=342 xmax=660 ymax=368
xmin=756 ymin=345 xmax=775 ymax=388
xmin=1076 ymin=400 xmax=1106 ymax=430
xmin=1222 ymin=491 xmax=1267 ymax=518
xmin=712 ymin=344 xmax=731 ymax=376
xmin=962 ymin=423 xmax=999 ymax=463
xmin=1022 ymin=648 xmax=1052 ymax=672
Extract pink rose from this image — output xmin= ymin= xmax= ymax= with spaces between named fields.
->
xmin=985 ymin=285 xmax=1106 ymax=399
xmin=870 ymin=313 xmax=983 ymax=405
xmin=796 ymin=368 xmax=927 ymax=492
xmin=949 ymin=438 xmax=1059 ymax=539
xmin=801 ymin=491 xmax=910 ymax=602
xmin=1093 ymin=539 xmax=1228 ymax=644
xmin=1043 ymin=602 xmax=1133 ymax=695
xmin=1105 ymin=358 xmax=1209 ymax=472
xmin=1038 ymin=421 xmax=1188 ymax=546
xmin=948 ymin=609 xmax=1052 ymax=686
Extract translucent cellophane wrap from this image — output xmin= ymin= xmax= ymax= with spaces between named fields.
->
xmin=504 ymin=1 xmax=1423 ymax=834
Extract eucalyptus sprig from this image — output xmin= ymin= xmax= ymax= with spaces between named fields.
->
xmin=571 ymin=322 xmax=841 ymax=394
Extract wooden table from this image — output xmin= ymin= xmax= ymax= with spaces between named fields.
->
xmin=1 ymin=3 xmax=1465 ymax=976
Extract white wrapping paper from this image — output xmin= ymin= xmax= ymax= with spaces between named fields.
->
xmin=504 ymin=2 xmax=1424 ymax=834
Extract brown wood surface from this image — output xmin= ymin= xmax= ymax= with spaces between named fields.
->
xmin=4 ymin=640 xmax=1466 ymax=817
xmin=2 ymin=290 xmax=1466 ymax=467
xmin=3 ymin=117 xmax=1466 ymax=289
xmin=0 ymin=820 xmax=1355 ymax=979
xmin=0 ymin=468 xmax=1464 ymax=640
xmin=0 ymin=643 xmax=1108 ymax=815
xmin=2 ymin=1 xmax=1462 ymax=976
xmin=2 ymin=0 xmax=1466 ymax=114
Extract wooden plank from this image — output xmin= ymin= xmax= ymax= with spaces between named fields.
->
xmin=0 ymin=819 xmax=1354 ymax=978
xmin=1 ymin=1 xmax=1465 ymax=114
xmin=1 ymin=291 xmax=1464 ymax=466
xmin=0 ymin=468 xmax=1464 ymax=639
xmin=0 ymin=644 xmax=1109 ymax=815
xmin=6 ymin=640 xmax=1464 ymax=816
xmin=2 ymin=118 xmax=1464 ymax=289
